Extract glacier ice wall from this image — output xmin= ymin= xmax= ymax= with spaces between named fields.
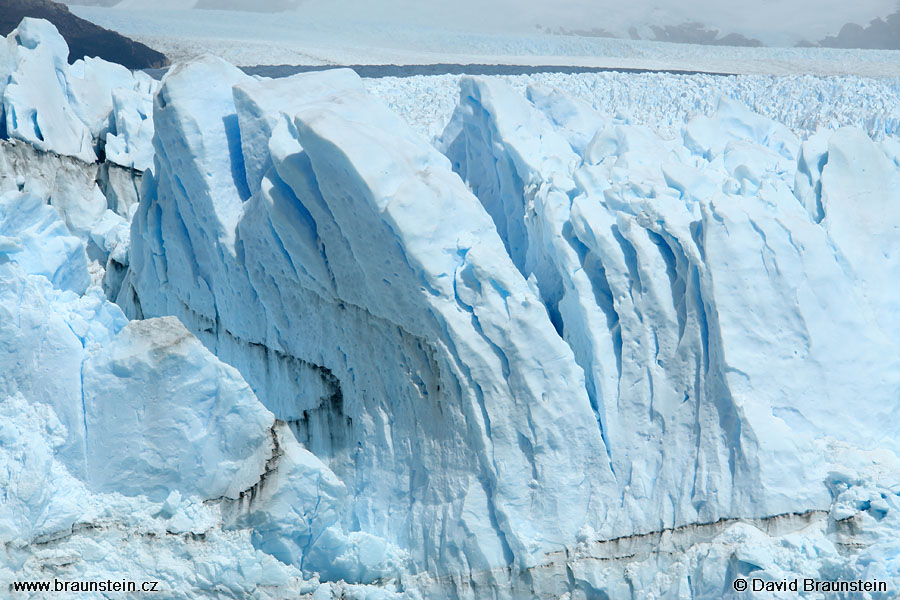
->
xmin=118 ymin=51 xmax=900 ymax=597
xmin=0 ymin=183 xmax=407 ymax=597
xmin=439 ymin=78 xmax=900 ymax=533
xmin=123 ymin=56 xmax=620 ymax=587
xmin=0 ymin=18 xmax=156 ymax=171
xmin=2 ymin=17 xmax=899 ymax=599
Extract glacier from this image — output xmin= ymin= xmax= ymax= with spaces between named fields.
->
xmin=68 ymin=3 xmax=900 ymax=78
xmin=0 ymin=18 xmax=157 ymax=306
xmin=2 ymin=17 xmax=900 ymax=600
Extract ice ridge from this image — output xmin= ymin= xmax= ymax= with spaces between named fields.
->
xmin=0 ymin=17 xmax=899 ymax=600
xmin=118 ymin=54 xmax=900 ymax=596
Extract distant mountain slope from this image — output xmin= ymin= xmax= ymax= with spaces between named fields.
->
xmin=545 ymin=22 xmax=763 ymax=48
xmin=62 ymin=0 xmax=898 ymax=50
xmin=816 ymin=6 xmax=900 ymax=49
xmin=1 ymin=0 xmax=168 ymax=68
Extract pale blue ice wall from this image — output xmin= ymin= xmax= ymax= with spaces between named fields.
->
xmin=122 ymin=57 xmax=617 ymax=583
xmin=120 ymin=56 xmax=900 ymax=597
xmin=4 ymin=18 xmax=900 ymax=600
xmin=441 ymin=76 xmax=900 ymax=529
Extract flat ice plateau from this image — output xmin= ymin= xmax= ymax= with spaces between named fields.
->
xmin=71 ymin=6 xmax=900 ymax=77
xmin=2 ymin=17 xmax=900 ymax=600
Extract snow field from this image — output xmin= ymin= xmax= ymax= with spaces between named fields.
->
xmin=69 ymin=6 xmax=900 ymax=77
xmin=365 ymin=72 xmax=900 ymax=143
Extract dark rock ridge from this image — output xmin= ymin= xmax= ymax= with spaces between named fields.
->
xmin=646 ymin=22 xmax=763 ymax=47
xmin=0 ymin=0 xmax=168 ymax=69
xmin=808 ymin=6 xmax=900 ymax=50
xmin=539 ymin=22 xmax=764 ymax=47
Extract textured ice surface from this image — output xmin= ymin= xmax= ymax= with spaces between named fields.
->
xmin=0 ymin=18 xmax=157 ymax=170
xmin=0 ymin=185 xmax=405 ymax=597
xmin=1 ymin=19 xmax=900 ymax=599
xmin=365 ymin=72 xmax=900 ymax=144
xmin=113 ymin=53 xmax=900 ymax=597
xmin=70 ymin=6 xmax=900 ymax=77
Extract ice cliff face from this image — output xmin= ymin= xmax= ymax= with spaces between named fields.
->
xmin=439 ymin=79 xmax=900 ymax=527
xmin=116 ymin=52 xmax=900 ymax=598
xmin=122 ymin=58 xmax=616 ymax=586
xmin=0 ymin=18 xmax=155 ymax=300
xmin=2 ymin=18 xmax=900 ymax=600
xmin=0 ymin=185 xmax=406 ymax=598
xmin=0 ymin=18 xmax=156 ymax=170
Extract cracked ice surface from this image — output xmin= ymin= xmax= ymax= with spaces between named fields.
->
xmin=365 ymin=73 xmax=900 ymax=146
xmin=124 ymin=56 xmax=614 ymax=585
xmin=116 ymin=50 xmax=900 ymax=597
xmin=0 ymin=18 xmax=157 ymax=170
xmin=2 ymin=18 xmax=900 ymax=600
xmin=0 ymin=183 xmax=406 ymax=596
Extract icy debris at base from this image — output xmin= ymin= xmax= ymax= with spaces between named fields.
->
xmin=0 ymin=18 xmax=157 ymax=171
xmin=0 ymin=173 xmax=405 ymax=596
xmin=81 ymin=318 xmax=408 ymax=582
xmin=0 ymin=389 xmax=361 ymax=599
